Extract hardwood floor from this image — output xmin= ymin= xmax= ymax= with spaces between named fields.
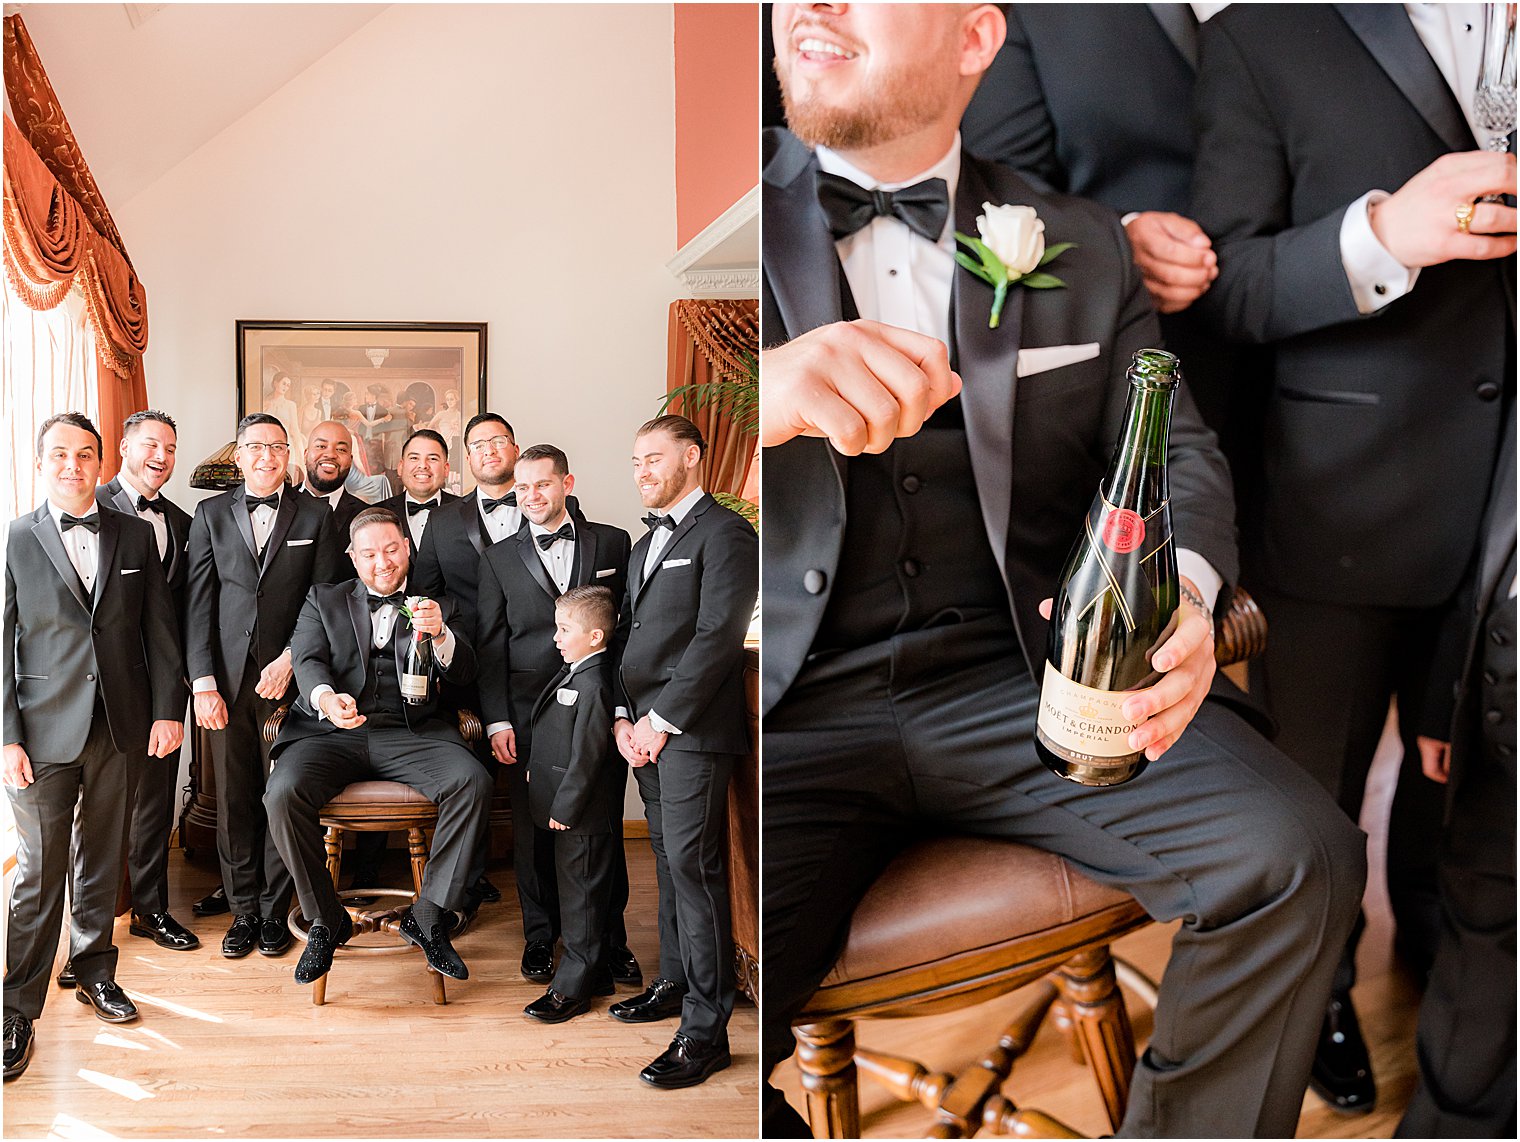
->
xmin=774 ymin=707 xmax=1426 ymax=1138
xmin=4 ymin=840 xmax=759 ymax=1138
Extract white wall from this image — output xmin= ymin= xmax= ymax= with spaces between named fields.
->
xmin=118 ymin=3 xmax=681 ymax=533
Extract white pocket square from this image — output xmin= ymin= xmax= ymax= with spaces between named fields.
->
xmin=661 ymin=558 xmax=691 ymax=569
xmin=120 ymin=568 xmax=141 ymax=575
xmin=286 ymin=538 xmax=314 ymax=547
xmin=1016 ymin=342 xmax=1100 ymax=378
xmin=595 ymin=568 xmax=616 ymax=578
xmin=555 ymin=688 xmax=578 ymax=706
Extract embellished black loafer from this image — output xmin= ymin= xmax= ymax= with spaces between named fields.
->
xmin=524 ymin=988 xmax=592 ymax=1024
xmin=1309 ymin=993 xmax=1376 ymax=1114
xmin=639 ymin=1033 xmax=731 ymax=1089
xmin=609 ymin=977 xmax=686 ymax=1023
xmin=294 ymin=914 xmax=354 ymax=985
xmin=399 ymin=909 xmax=468 ymax=980
xmin=130 ymin=911 xmax=201 ymax=951
xmin=4 ymin=1014 xmax=33 ymax=1081
xmin=520 ymin=940 xmax=555 ymax=983
xmin=75 ymin=981 xmax=139 ymax=1024
xmin=222 ymin=913 xmax=259 ymax=958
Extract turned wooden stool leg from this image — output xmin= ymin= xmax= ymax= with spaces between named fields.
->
xmin=794 ymin=1019 xmax=860 ymax=1139
xmin=1051 ymin=946 xmax=1136 ymax=1133
xmin=324 ymin=825 xmax=344 ymax=888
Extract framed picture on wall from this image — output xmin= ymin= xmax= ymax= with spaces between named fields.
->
xmin=236 ymin=320 xmax=488 ymax=496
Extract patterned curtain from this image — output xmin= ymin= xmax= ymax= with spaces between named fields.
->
xmin=665 ymin=298 xmax=758 ymax=499
xmin=3 ymin=14 xmax=149 ymax=480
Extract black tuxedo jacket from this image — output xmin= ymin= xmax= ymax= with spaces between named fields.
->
xmin=962 ymin=3 xmax=1197 ymax=215
xmin=616 ymin=494 xmax=757 ymax=755
xmin=527 ymin=655 xmax=618 ymax=834
xmin=185 ymin=485 xmax=345 ymax=698
xmin=760 ymin=128 xmax=1237 ymax=715
xmin=476 ymin=518 xmax=631 ymax=743
xmin=4 ymin=504 xmax=184 ymax=764
xmin=304 ymin=488 xmax=370 ymax=543
xmin=1191 ymin=4 xmax=1514 ymax=608
xmin=270 ymin=581 xmax=477 ymax=758
xmin=97 ymin=477 xmax=193 ymax=638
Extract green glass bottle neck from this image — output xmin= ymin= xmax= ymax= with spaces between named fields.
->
xmin=1104 ymin=380 xmax=1175 ymax=509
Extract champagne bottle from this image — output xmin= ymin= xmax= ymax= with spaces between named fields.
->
xmin=400 ymin=623 xmax=435 ymax=705
xmin=1035 ymin=348 xmax=1182 ymax=787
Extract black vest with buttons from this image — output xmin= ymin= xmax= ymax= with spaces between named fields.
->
xmin=1479 ymin=547 xmax=1516 ymax=765
xmin=362 ymin=624 xmax=410 ymax=730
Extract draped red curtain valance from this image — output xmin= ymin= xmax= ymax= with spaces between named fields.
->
xmin=665 ymin=298 xmax=758 ymax=500
xmin=3 ymin=13 xmax=148 ymax=478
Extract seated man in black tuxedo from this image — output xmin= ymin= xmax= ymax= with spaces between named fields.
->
xmin=263 ymin=507 xmax=493 ymax=986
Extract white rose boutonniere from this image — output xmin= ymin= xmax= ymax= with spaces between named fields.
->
xmin=955 ymin=202 xmax=1074 ymax=329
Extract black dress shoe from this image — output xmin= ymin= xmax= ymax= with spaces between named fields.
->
xmin=4 ymin=1014 xmax=33 ymax=1081
xmin=130 ymin=911 xmax=201 ymax=951
xmin=192 ymin=886 xmax=230 ymax=916
xmin=399 ymin=909 xmax=469 ymax=980
xmin=607 ymin=944 xmax=643 ymax=988
xmin=520 ymin=940 xmax=555 ymax=983
xmin=258 ymin=916 xmax=292 ymax=957
xmin=294 ymin=914 xmax=353 ymax=985
xmin=609 ymin=977 xmax=686 ymax=1023
xmin=524 ymin=988 xmax=592 ymax=1023
xmin=474 ymin=875 xmax=502 ymax=904
xmin=75 ymin=981 xmax=139 ymax=1024
xmin=222 ymin=913 xmax=259 ymax=958
xmin=1309 ymin=993 xmax=1376 ymax=1114
xmin=56 ymin=961 xmax=77 ymax=989
xmin=639 ymin=1033 xmax=731 ymax=1089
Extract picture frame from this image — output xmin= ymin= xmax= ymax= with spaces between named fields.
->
xmin=235 ymin=320 xmax=488 ymax=496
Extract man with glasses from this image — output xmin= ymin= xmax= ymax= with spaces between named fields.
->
xmin=186 ymin=414 xmax=344 ymax=961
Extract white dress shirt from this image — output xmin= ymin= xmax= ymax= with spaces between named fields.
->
xmin=311 ymin=582 xmax=456 ymax=719
xmin=530 ymin=514 xmax=576 ymax=595
xmin=48 ymin=500 xmax=100 ymax=593
xmin=118 ymin=473 xmax=169 ymax=560
xmin=1341 ymin=4 xmax=1484 ymax=313
xmin=248 ymin=487 xmax=281 ymax=556
xmin=642 ymin=484 xmax=705 ymax=578
xmin=476 ymin=486 xmax=522 ymax=546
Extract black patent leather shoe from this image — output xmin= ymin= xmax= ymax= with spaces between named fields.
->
xmin=192 ymin=886 xmax=230 ymax=916
xmin=75 ymin=981 xmax=139 ymax=1024
xmin=4 ymin=1014 xmax=33 ymax=1081
xmin=521 ymin=940 xmax=555 ymax=983
xmin=257 ymin=916 xmax=292 ymax=957
xmin=130 ymin=911 xmax=201 ymax=951
xmin=56 ymin=961 xmax=77 ymax=989
xmin=524 ymin=988 xmax=592 ymax=1024
xmin=474 ymin=875 xmax=502 ymax=904
xmin=607 ymin=944 xmax=643 ymax=988
xmin=399 ymin=909 xmax=469 ymax=980
xmin=608 ymin=976 xmax=686 ymax=1023
xmin=1309 ymin=993 xmax=1376 ymax=1114
xmin=639 ymin=1033 xmax=731 ymax=1089
xmin=222 ymin=913 xmax=259 ymax=958
xmin=294 ymin=914 xmax=353 ymax=985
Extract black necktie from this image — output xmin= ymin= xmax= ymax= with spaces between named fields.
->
xmin=536 ymin=523 xmax=575 ymax=550
xmin=815 ymin=170 xmax=951 ymax=243
xmin=60 ymin=513 xmax=100 ymax=533
xmin=367 ymin=591 xmax=406 ymax=612
xmin=406 ymin=499 xmax=438 ymax=516
xmin=481 ymin=491 xmax=517 ymax=514
xmin=245 ymin=494 xmax=278 ymax=512
xmin=136 ymin=496 xmax=164 ymax=514
xmin=643 ymin=513 xmax=677 ymax=532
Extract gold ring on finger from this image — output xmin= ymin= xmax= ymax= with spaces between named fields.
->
xmin=1455 ymin=201 xmax=1475 ymax=234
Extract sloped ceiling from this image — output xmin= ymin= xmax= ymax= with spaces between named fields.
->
xmin=6 ymin=3 xmax=386 ymax=207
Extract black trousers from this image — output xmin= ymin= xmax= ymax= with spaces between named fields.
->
xmin=263 ymin=726 xmax=493 ymax=926
xmin=206 ymin=664 xmax=293 ymax=918
xmin=549 ymin=830 xmax=616 ymax=999
xmin=66 ymin=739 xmax=182 ymax=922
xmin=5 ymin=711 xmax=137 ymax=1020
xmin=1250 ymin=589 xmax=1447 ymax=988
xmin=634 ymin=745 xmax=735 ymax=1044
xmin=503 ymin=759 xmax=562 ymax=943
xmin=762 ymin=616 xmax=1366 ymax=1139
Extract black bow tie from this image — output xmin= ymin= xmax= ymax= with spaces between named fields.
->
xmin=245 ymin=494 xmax=279 ymax=512
xmin=60 ymin=512 xmax=100 ymax=534
xmin=643 ymin=513 xmax=677 ymax=532
xmin=136 ymin=496 xmax=164 ymax=515
xmin=536 ymin=523 xmax=575 ymax=550
xmin=367 ymin=591 xmax=406 ymax=612
xmin=815 ymin=170 xmax=951 ymax=243
xmin=406 ymin=499 xmax=439 ymax=516
xmin=481 ymin=491 xmax=517 ymax=514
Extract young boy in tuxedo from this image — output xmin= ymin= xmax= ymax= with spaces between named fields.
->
xmin=523 ymin=585 xmax=620 ymax=1023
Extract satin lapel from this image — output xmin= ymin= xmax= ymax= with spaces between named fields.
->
xmin=108 ymin=479 xmax=136 ymax=517
xmin=571 ymin=526 xmax=594 ymax=587
xmin=468 ymin=504 xmax=488 ymax=557
xmin=92 ymin=511 xmax=120 ymax=609
xmin=628 ymin=532 xmax=650 ymax=601
xmin=954 ymin=158 xmax=1024 ymax=591
xmin=1147 ymin=3 xmax=1198 ymax=72
xmin=230 ymin=486 xmax=259 ymax=563
xmin=634 ymin=498 xmax=706 ymax=606
xmin=260 ymin=493 xmax=299 ymax=580
xmin=345 ymin=582 xmax=371 ymax=693
xmin=31 ymin=507 xmax=90 ymax=613
xmin=532 ymin=666 xmax=571 ymax=725
xmin=1337 ymin=4 xmax=1475 ymax=153
xmin=516 ymin=534 xmax=559 ymax=600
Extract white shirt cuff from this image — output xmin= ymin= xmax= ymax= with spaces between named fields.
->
xmin=1176 ymin=549 xmax=1223 ymax=614
xmin=614 ymin=706 xmax=631 ymax=723
xmin=649 ymin=710 xmax=683 ymax=735
xmin=1340 ymin=191 xmax=1419 ymax=314
xmin=432 ymin=626 xmax=456 ymax=668
xmin=311 ymin=684 xmax=335 ymax=721
xmin=192 ymin=676 xmax=218 ymax=694
xmin=486 ymin=721 xmax=512 ymax=737
xmin=1120 ymin=211 xmax=1142 ymax=228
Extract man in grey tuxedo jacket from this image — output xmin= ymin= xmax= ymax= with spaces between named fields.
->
xmin=759 ymin=5 xmax=1365 ymax=1136
xmin=4 ymin=413 xmax=184 ymax=1081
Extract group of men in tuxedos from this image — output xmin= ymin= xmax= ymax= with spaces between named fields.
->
xmin=761 ymin=2 xmax=1513 ymax=1138
xmin=4 ymin=404 xmax=756 ymax=1093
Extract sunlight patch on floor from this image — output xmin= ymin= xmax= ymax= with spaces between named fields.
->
xmin=76 ymin=1069 xmax=154 ymax=1101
